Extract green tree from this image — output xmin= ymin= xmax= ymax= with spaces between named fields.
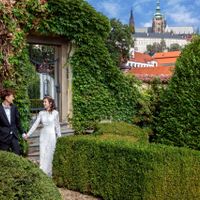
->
xmin=133 ymin=78 xmax=164 ymax=133
xmin=146 ymin=39 xmax=167 ymax=55
xmin=160 ymin=39 xmax=167 ymax=51
xmin=154 ymin=36 xmax=200 ymax=150
xmin=106 ymin=18 xmax=134 ymax=67
xmin=168 ymin=43 xmax=182 ymax=51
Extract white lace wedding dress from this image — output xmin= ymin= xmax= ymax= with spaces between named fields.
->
xmin=27 ymin=110 xmax=61 ymax=176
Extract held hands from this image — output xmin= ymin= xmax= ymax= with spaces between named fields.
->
xmin=22 ymin=133 xmax=28 ymax=140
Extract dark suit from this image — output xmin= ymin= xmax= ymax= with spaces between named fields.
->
xmin=0 ymin=104 xmax=25 ymax=155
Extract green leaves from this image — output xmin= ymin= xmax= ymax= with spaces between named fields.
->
xmin=0 ymin=151 xmax=62 ymax=199
xmin=54 ymin=135 xmax=200 ymax=199
xmin=0 ymin=0 xmax=140 ymax=134
xmin=71 ymin=35 xmax=140 ymax=132
xmin=106 ymin=18 xmax=134 ymax=67
xmin=154 ymin=36 xmax=200 ymax=150
xmin=45 ymin=0 xmax=110 ymax=42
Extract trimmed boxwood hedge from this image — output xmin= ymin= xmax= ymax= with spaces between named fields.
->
xmin=0 ymin=151 xmax=61 ymax=200
xmin=93 ymin=121 xmax=149 ymax=144
xmin=53 ymin=136 xmax=200 ymax=200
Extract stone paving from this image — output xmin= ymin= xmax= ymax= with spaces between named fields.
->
xmin=59 ymin=188 xmax=102 ymax=200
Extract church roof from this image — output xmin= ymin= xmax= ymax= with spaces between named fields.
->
xmin=165 ymin=26 xmax=194 ymax=34
xmin=133 ymin=32 xmax=189 ymax=39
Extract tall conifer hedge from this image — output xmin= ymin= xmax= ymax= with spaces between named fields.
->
xmin=154 ymin=36 xmax=200 ymax=150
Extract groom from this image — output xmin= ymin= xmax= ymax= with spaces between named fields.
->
xmin=0 ymin=89 xmax=26 ymax=155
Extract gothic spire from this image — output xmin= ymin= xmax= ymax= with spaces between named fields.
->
xmin=129 ymin=9 xmax=135 ymax=33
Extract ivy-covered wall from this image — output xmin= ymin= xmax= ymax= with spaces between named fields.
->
xmin=71 ymin=38 xmax=140 ymax=132
xmin=0 ymin=0 xmax=140 ymax=132
xmin=42 ymin=0 xmax=140 ymax=132
xmin=0 ymin=0 xmax=48 ymax=129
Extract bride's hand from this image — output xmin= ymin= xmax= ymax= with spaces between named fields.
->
xmin=22 ymin=133 xmax=28 ymax=140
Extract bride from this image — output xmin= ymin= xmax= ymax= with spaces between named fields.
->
xmin=26 ymin=96 xmax=61 ymax=177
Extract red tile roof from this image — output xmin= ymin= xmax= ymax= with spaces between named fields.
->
xmin=127 ymin=66 xmax=175 ymax=83
xmin=153 ymin=51 xmax=180 ymax=67
xmin=129 ymin=66 xmax=174 ymax=75
xmin=157 ymin=58 xmax=177 ymax=64
xmin=127 ymin=51 xmax=180 ymax=83
xmin=130 ymin=51 xmax=153 ymax=63
xmin=153 ymin=51 xmax=181 ymax=59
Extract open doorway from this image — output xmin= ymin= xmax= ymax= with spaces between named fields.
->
xmin=28 ymin=44 xmax=60 ymax=113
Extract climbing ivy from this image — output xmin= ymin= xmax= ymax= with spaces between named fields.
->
xmin=0 ymin=0 xmax=140 ymax=133
xmin=42 ymin=0 xmax=140 ymax=132
xmin=0 ymin=0 xmax=48 ymax=130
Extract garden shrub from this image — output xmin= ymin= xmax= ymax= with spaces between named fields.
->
xmin=0 ymin=151 xmax=61 ymax=200
xmin=53 ymin=136 xmax=200 ymax=200
xmin=94 ymin=121 xmax=149 ymax=144
xmin=133 ymin=78 xmax=163 ymax=129
xmin=154 ymin=36 xmax=200 ymax=150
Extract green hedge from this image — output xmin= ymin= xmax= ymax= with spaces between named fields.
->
xmin=0 ymin=151 xmax=61 ymax=200
xmin=93 ymin=121 xmax=149 ymax=144
xmin=30 ymin=99 xmax=44 ymax=109
xmin=53 ymin=136 xmax=200 ymax=200
xmin=154 ymin=36 xmax=200 ymax=150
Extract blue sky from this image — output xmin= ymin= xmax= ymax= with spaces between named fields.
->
xmin=86 ymin=0 xmax=200 ymax=29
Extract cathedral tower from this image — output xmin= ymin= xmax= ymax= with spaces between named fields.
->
xmin=129 ymin=9 xmax=135 ymax=33
xmin=152 ymin=0 xmax=166 ymax=33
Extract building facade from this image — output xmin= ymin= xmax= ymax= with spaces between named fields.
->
xmin=133 ymin=32 xmax=190 ymax=52
xmin=131 ymin=0 xmax=194 ymax=53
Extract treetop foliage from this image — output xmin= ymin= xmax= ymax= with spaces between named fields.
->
xmin=106 ymin=18 xmax=134 ymax=67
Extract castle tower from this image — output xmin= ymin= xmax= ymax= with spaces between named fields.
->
xmin=152 ymin=0 xmax=166 ymax=33
xmin=129 ymin=9 xmax=135 ymax=34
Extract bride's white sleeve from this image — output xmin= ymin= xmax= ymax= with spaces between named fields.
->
xmin=55 ymin=112 xmax=61 ymax=138
xmin=27 ymin=112 xmax=41 ymax=137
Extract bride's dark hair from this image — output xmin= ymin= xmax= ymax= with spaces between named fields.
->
xmin=43 ymin=96 xmax=56 ymax=112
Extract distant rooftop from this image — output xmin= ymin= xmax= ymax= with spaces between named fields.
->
xmin=165 ymin=26 xmax=194 ymax=34
xmin=135 ymin=26 xmax=194 ymax=36
xmin=127 ymin=66 xmax=174 ymax=83
xmin=135 ymin=27 xmax=152 ymax=33
xmin=153 ymin=51 xmax=181 ymax=59
xmin=133 ymin=32 xmax=191 ymax=39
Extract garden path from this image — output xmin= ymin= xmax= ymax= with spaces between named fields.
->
xmin=59 ymin=188 xmax=101 ymax=200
